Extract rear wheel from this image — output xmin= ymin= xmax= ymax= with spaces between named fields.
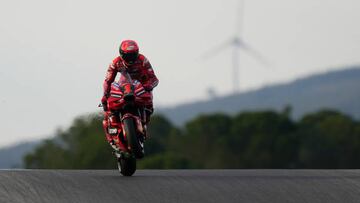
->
xmin=123 ymin=118 xmax=144 ymax=159
xmin=118 ymin=156 xmax=136 ymax=176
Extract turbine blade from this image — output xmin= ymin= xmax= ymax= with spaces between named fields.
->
xmin=239 ymin=40 xmax=271 ymax=66
xmin=235 ymin=0 xmax=246 ymax=37
xmin=199 ymin=39 xmax=233 ymax=60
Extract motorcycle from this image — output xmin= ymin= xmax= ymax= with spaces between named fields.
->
xmin=101 ymin=71 xmax=152 ymax=176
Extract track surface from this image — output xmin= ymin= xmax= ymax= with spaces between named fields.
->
xmin=1 ymin=170 xmax=360 ymax=203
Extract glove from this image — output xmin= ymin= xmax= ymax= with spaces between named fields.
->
xmin=143 ymin=85 xmax=153 ymax=92
xmin=101 ymin=94 xmax=108 ymax=111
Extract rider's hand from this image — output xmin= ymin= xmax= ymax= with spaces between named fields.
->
xmin=101 ymin=95 xmax=108 ymax=111
xmin=143 ymin=85 xmax=153 ymax=92
xmin=102 ymin=104 xmax=108 ymax=112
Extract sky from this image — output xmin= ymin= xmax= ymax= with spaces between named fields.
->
xmin=0 ymin=0 xmax=360 ymax=147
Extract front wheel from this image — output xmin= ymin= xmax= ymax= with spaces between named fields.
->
xmin=118 ymin=156 xmax=136 ymax=176
xmin=123 ymin=118 xmax=144 ymax=159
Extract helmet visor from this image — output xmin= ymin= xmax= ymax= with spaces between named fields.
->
xmin=122 ymin=52 xmax=138 ymax=64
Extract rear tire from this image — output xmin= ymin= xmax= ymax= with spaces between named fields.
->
xmin=123 ymin=118 xmax=144 ymax=159
xmin=118 ymin=156 xmax=136 ymax=176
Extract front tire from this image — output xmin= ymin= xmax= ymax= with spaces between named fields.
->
xmin=123 ymin=118 xmax=144 ymax=159
xmin=118 ymin=156 xmax=136 ymax=176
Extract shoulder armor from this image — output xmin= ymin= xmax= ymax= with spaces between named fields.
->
xmin=112 ymin=56 xmax=122 ymax=64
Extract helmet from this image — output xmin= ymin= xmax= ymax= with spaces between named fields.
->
xmin=119 ymin=40 xmax=139 ymax=65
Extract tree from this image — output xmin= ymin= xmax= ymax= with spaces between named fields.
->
xmin=230 ymin=111 xmax=297 ymax=168
xmin=297 ymin=110 xmax=360 ymax=168
xmin=24 ymin=109 xmax=360 ymax=169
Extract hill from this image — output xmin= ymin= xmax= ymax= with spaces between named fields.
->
xmin=159 ymin=67 xmax=360 ymax=125
xmin=0 ymin=141 xmax=40 ymax=169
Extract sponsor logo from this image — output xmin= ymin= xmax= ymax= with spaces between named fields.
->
xmin=127 ymin=45 xmax=136 ymax=51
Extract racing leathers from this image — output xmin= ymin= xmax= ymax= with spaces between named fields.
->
xmin=101 ymin=54 xmax=158 ymax=147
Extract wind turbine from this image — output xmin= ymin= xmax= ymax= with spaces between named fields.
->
xmin=202 ymin=0 xmax=268 ymax=93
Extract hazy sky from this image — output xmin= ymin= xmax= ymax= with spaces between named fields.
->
xmin=1 ymin=0 xmax=360 ymax=147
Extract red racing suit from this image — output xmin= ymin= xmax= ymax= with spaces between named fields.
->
xmin=102 ymin=54 xmax=158 ymax=146
xmin=103 ymin=54 xmax=159 ymax=98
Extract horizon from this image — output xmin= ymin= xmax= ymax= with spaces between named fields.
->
xmin=159 ymin=65 xmax=360 ymax=108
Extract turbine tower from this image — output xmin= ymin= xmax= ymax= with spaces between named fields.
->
xmin=232 ymin=0 xmax=245 ymax=92
xmin=202 ymin=0 xmax=268 ymax=94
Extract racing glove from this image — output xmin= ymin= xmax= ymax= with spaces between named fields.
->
xmin=101 ymin=94 xmax=108 ymax=111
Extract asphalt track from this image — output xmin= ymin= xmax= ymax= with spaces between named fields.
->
xmin=1 ymin=170 xmax=360 ymax=203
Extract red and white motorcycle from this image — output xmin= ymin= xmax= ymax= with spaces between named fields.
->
xmin=101 ymin=72 xmax=152 ymax=176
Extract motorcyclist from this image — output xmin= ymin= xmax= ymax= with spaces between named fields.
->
xmin=101 ymin=40 xmax=159 ymax=148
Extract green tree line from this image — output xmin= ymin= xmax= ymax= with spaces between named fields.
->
xmin=24 ymin=108 xmax=360 ymax=169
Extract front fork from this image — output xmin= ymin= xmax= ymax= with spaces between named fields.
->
xmin=121 ymin=113 xmax=146 ymax=139
xmin=103 ymin=111 xmax=146 ymax=152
